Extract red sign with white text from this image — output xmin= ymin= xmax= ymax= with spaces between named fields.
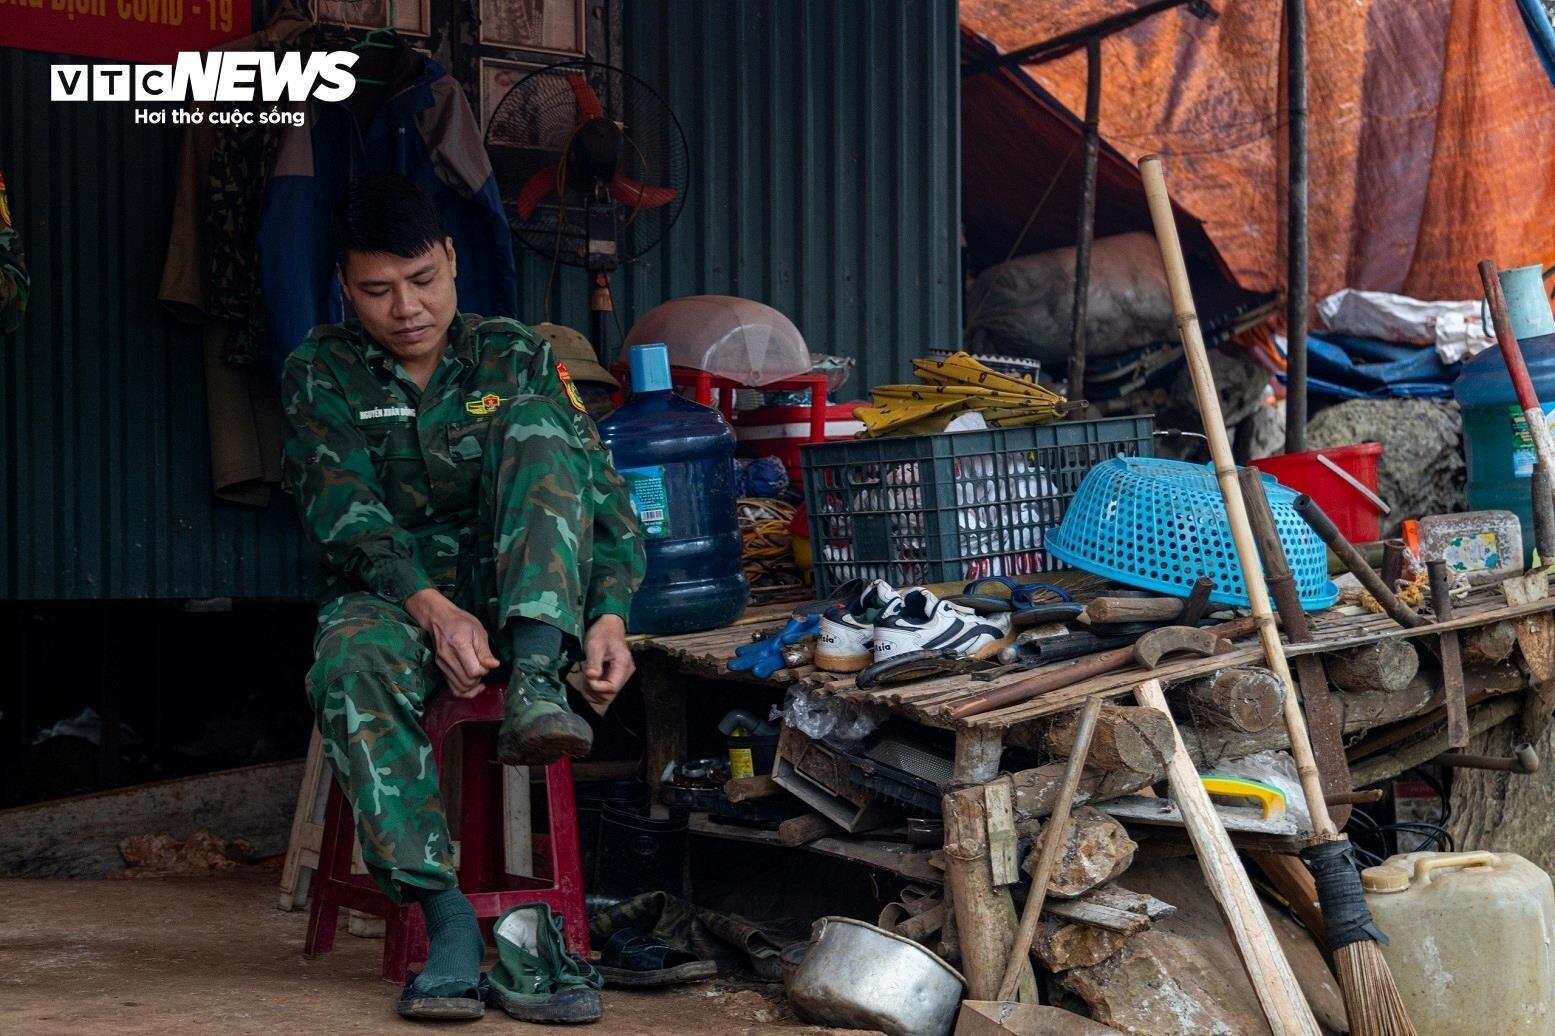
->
xmin=0 ymin=0 xmax=250 ymax=63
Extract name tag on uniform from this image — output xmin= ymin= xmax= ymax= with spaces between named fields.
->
xmin=358 ymin=406 xmax=417 ymax=420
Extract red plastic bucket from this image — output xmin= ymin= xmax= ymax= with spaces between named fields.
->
xmin=1250 ymin=442 xmax=1385 ymax=543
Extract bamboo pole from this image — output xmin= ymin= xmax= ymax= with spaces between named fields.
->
xmin=1139 ymin=155 xmax=1330 ymax=838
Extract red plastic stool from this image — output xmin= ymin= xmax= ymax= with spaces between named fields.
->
xmin=303 ymin=683 xmax=589 ymax=983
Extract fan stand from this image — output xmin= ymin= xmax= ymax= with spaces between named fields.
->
xmin=586 ymin=201 xmax=619 ymax=364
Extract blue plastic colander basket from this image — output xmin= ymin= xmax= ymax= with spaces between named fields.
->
xmin=1045 ymin=456 xmax=1338 ymax=610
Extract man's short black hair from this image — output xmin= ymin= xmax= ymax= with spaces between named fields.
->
xmin=330 ymin=172 xmax=447 ymax=268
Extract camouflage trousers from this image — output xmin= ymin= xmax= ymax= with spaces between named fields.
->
xmin=306 ymin=397 xmax=599 ymax=901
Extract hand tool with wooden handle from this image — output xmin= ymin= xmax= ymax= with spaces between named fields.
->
xmin=1481 ymin=259 xmax=1555 ymax=489
xmin=1239 ymin=467 xmax=1353 ymax=829
xmin=945 ymin=617 xmax=1258 ymax=721
xmin=1426 ymin=559 xmax=1469 ymax=749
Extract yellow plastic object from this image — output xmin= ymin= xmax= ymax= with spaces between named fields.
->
xmin=1200 ymin=775 xmax=1286 ymax=818
xmin=860 ymin=352 xmax=1074 ymax=437
xmin=1364 ymin=851 xmax=1555 ymax=1035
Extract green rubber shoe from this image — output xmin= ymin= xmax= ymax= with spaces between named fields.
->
xmin=497 ymin=699 xmax=593 ymax=766
xmin=489 ymin=904 xmax=603 ymax=1025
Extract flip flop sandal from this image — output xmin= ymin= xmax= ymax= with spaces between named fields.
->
xmin=395 ymin=973 xmax=488 ymax=1021
xmin=595 ymin=929 xmax=717 ymax=988
xmin=489 ymin=904 xmax=603 ymax=1024
xmin=948 ymin=578 xmax=1077 ymax=623
xmin=855 ymin=649 xmax=984 ymax=689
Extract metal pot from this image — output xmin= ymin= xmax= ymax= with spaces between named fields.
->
xmin=786 ymin=916 xmax=966 ymax=1036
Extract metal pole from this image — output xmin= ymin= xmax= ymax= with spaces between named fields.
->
xmin=1069 ymin=37 xmax=1101 ymax=402
xmin=1284 ymin=0 xmax=1308 ymax=454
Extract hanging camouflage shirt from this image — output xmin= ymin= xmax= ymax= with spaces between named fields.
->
xmin=281 ymin=314 xmax=643 ymax=633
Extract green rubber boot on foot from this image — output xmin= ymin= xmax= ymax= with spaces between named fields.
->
xmin=498 ymin=667 xmax=592 ymax=766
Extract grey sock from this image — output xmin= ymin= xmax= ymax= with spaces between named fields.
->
xmin=407 ymin=885 xmax=484 ymax=998
xmin=508 ymin=617 xmax=564 ymax=672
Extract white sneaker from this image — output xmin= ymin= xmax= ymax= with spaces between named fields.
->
xmin=816 ymin=580 xmax=901 ymax=673
xmin=872 ymin=588 xmax=1011 ymax=663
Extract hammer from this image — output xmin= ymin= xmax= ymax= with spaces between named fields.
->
xmin=947 ymin=618 xmax=1251 ymax=720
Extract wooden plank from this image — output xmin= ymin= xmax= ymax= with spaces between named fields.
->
xmin=984 ymin=780 xmax=1018 ymax=886
xmin=684 ymin=812 xmax=942 ymax=883
xmin=1097 ymin=795 xmax=1303 ymax=838
xmin=0 ymin=759 xmax=304 ymax=879
xmin=502 ymin=764 xmax=533 ymax=878
xmin=278 ymin=728 xmax=326 ymax=910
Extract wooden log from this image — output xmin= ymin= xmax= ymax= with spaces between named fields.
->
xmin=723 ymin=775 xmax=781 ymax=803
xmin=1084 ymin=596 xmax=1182 ymax=624
xmin=1178 ymin=666 xmax=1285 ymax=733
xmin=1008 ymin=762 xmax=1161 ymax=822
xmin=1041 ymin=704 xmax=1175 ymax=773
xmin=1032 ymin=919 xmax=1131 ymax=971
xmin=1464 ymin=620 xmax=1518 ymax=665
xmin=776 ymin=813 xmax=835 ymax=847
xmin=896 ymin=903 xmax=947 ymax=944
xmin=1323 ymin=639 xmax=1419 ymax=693
xmin=1019 ymin=807 xmax=1137 ymax=899
xmin=944 ymin=785 xmax=1036 ymax=1002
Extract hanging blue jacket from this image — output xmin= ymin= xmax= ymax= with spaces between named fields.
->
xmin=259 ymin=43 xmax=517 ymax=381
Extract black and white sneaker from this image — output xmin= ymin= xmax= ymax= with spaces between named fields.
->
xmin=871 ymin=588 xmax=1012 ymax=663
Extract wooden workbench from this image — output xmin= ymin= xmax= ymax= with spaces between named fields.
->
xmin=631 ymin=579 xmax=1555 ymax=795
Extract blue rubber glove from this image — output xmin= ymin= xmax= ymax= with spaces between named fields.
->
xmin=728 ymin=614 xmax=819 ymax=680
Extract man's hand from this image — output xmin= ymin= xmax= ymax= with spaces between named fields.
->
xmin=580 ymin=614 xmax=634 ymax=714
xmin=405 ymin=589 xmax=499 ymax=698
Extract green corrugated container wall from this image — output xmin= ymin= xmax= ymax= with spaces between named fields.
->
xmin=0 ymin=0 xmax=959 ymax=600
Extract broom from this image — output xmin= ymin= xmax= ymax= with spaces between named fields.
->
xmin=1139 ymin=154 xmax=1417 ymax=1036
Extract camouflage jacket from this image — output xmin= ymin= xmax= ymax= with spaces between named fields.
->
xmin=281 ymin=314 xmax=644 ymax=630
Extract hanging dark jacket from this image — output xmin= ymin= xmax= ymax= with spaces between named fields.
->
xmin=258 ymin=42 xmax=517 ymax=381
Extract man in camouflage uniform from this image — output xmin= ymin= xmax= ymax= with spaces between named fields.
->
xmin=282 ymin=173 xmax=644 ymax=1014
xmin=0 ymin=172 xmax=28 ymax=333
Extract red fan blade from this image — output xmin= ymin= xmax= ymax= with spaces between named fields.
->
xmin=609 ymin=174 xmax=677 ymax=210
xmin=514 ymin=164 xmax=559 ymax=220
xmin=567 ymin=73 xmax=605 ymax=122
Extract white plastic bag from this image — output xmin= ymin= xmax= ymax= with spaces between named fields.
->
xmin=1315 ymin=288 xmax=1493 ymax=363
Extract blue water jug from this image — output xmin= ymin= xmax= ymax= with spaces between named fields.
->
xmin=598 ymin=344 xmax=749 ymax=633
xmin=1454 ymin=264 xmax=1555 ymax=560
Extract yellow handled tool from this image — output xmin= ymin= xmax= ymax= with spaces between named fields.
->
xmin=1201 ymin=775 xmax=1287 ymax=819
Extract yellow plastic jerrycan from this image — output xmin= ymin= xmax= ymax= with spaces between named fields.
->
xmin=1362 ymin=851 xmax=1555 ymax=1035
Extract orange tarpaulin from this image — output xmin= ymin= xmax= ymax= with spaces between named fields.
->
xmin=962 ymin=0 xmax=1555 ymax=302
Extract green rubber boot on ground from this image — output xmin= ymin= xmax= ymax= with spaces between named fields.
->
xmin=489 ymin=902 xmax=603 ymax=1024
xmin=498 ymin=665 xmax=593 ymax=766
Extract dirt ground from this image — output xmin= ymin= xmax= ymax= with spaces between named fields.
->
xmin=0 ymin=867 xmax=843 ymax=1035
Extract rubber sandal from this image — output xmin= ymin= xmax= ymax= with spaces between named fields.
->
xmin=394 ymin=973 xmax=488 ymax=1021
xmin=855 ymin=649 xmax=982 ymax=689
xmin=489 ymin=904 xmax=603 ymax=1024
xmin=595 ymin=928 xmax=717 ymax=988
xmin=947 ymin=578 xmax=1077 ymax=624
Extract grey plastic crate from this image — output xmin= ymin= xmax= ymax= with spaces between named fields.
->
xmin=799 ymin=416 xmax=1155 ymax=595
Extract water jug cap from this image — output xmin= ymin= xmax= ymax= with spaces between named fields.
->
xmin=628 ymin=343 xmax=673 ymax=393
xmin=1361 ymin=864 xmax=1410 ymax=894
